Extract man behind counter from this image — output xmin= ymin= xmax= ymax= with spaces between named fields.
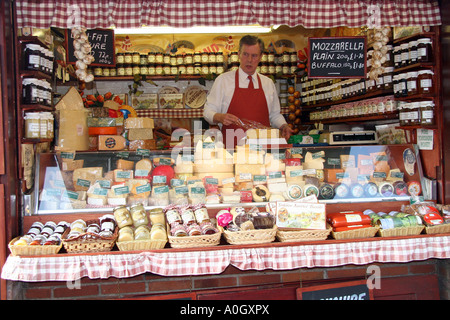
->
xmin=203 ymin=35 xmax=293 ymax=148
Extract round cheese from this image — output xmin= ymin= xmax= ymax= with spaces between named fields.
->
xmin=252 ymin=185 xmax=270 ymax=202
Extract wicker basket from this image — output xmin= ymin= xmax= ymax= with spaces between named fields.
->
xmin=8 ymin=237 xmax=62 ymax=256
xmin=167 ymin=223 xmax=222 ymax=248
xmin=220 ymin=226 xmax=277 ymax=245
xmin=424 ymin=223 xmax=450 ymax=234
xmin=116 ymin=239 xmax=167 ymax=251
xmin=62 ymin=220 xmax=118 ymax=253
xmin=378 ymin=225 xmax=424 ymax=237
xmin=331 ymin=226 xmax=379 ymax=240
xmin=276 ymin=225 xmax=332 ymax=242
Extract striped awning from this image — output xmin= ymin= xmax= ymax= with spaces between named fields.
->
xmin=15 ymin=0 xmax=441 ymax=30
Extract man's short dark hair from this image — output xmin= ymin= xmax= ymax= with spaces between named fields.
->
xmin=239 ymin=35 xmax=265 ymax=54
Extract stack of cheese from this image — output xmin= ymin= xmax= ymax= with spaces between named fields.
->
xmin=125 ymin=117 xmax=156 ymax=151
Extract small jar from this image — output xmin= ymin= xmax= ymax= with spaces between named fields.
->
xmin=178 ymin=64 xmax=186 ymax=75
xmin=186 ymin=64 xmax=194 ymax=75
xmin=124 ymin=52 xmax=133 ymax=64
xmin=208 ymin=52 xmax=216 ymax=64
xmin=163 ymin=63 xmax=171 ymax=75
xmin=148 ymin=52 xmax=156 ymax=63
xmin=184 ymin=53 xmax=193 ymax=65
xmin=134 ymin=225 xmax=151 ymax=240
xmin=268 ymin=63 xmax=276 ymax=75
xmin=130 ymin=203 xmax=148 ymax=228
xmin=132 ymin=64 xmax=140 ymax=75
xmin=201 ymin=64 xmax=209 ymax=75
xmin=194 ymin=63 xmax=202 ymax=74
xmin=116 ymin=53 xmax=125 ymax=64
xmin=23 ymin=44 xmax=42 ymax=71
xmin=268 ymin=51 xmax=275 ymax=63
xmin=155 ymin=52 xmax=163 ymax=64
xmin=27 ymin=222 xmax=44 ymax=237
xmin=194 ymin=52 xmax=202 ymax=63
xmin=216 ymin=64 xmax=224 ymax=74
xmin=22 ymin=78 xmax=39 ymax=104
xmin=163 ymin=53 xmax=170 ymax=64
xmin=201 ymin=51 xmax=209 ymax=64
xmin=408 ymin=40 xmax=418 ymax=65
xmin=132 ymin=52 xmax=140 ymax=65
xmin=102 ymin=67 xmax=110 ymax=77
xmin=398 ymin=102 xmax=409 ymax=126
xmin=384 ymin=45 xmax=394 ymax=67
xmin=113 ymin=205 xmax=133 ymax=228
xmin=290 ymin=51 xmax=297 ymax=63
xmin=165 ymin=207 xmax=183 ymax=226
xmin=393 ymin=45 xmax=402 ymax=68
xmin=70 ymin=219 xmax=86 ymax=234
xmin=406 ymin=71 xmax=418 ymax=96
xmin=261 ymin=51 xmax=268 ymax=63
xmin=140 ymin=53 xmax=148 ymax=65
xmin=147 ymin=63 xmax=155 ymax=75
xmin=409 ymin=102 xmax=421 ymax=125
xmin=150 ymin=224 xmax=167 ymax=240
xmin=420 ymin=100 xmax=435 ymax=125
xmin=194 ymin=206 xmax=210 ymax=223
xmin=260 ymin=62 xmax=268 ymax=74
xmin=230 ymin=51 xmax=239 ymax=63
xmin=170 ymin=54 xmax=177 ymax=66
xmin=140 ymin=64 xmax=149 ymax=75
xmin=100 ymin=214 xmax=116 ymax=232
xmin=125 ymin=64 xmax=133 ymax=76
xmin=155 ymin=64 xmax=163 ymax=75
xmin=209 ymin=63 xmax=217 ymax=74
xmin=149 ymin=208 xmax=166 ymax=225
xmin=24 ymin=112 xmax=40 ymax=138
xmin=117 ymin=64 xmax=125 ymax=76
xmin=400 ymin=43 xmax=410 ymax=67
xmin=170 ymin=65 xmax=178 ymax=75
xmin=398 ymin=73 xmax=408 ymax=97
xmin=417 ymin=69 xmax=434 ymax=94
xmin=216 ymin=52 xmax=224 ymax=63
xmin=180 ymin=207 xmax=196 ymax=225
xmin=383 ymin=67 xmax=394 ymax=90
xmin=417 ymin=38 xmax=433 ymax=63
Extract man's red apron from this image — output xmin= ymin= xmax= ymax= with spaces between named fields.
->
xmin=221 ymin=70 xmax=270 ymax=148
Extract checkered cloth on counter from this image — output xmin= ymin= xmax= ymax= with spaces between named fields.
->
xmin=16 ymin=0 xmax=441 ymax=29
xmin=2 ymin=235 xmax=450 ymax=282
xmin=136 ymin=108 xmax=204 ymax=119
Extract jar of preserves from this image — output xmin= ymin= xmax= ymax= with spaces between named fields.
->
xmin=100 ymin=214 xmax=116 ymax=232
xmin=23 ymin=44 xmax=42 ymax=71
xmin=194 ymin=52 xmax=202 ymax=63
xmin=216 ymin=52 xmax=224 ymax=63
xmin=170 ymin=54 xmax=177 ymax=66
xmin=400 ymin=43 xmax=410 ymax=66
xmin=230 ymin=51 xmax=239 ymax=63
xmin=178 ymin=64 xmax=186 ymax=75
xmin=22 ymin=79 xmax=38 ymax=104
xmin=150 ymin=224 xmax=167 ymax=240
xmin=201 ymin=64 xmax=209 ymax=75
xmin=44 ymin=233 xmax=62 ymax=245
xmin=148 ymin=63 xmax=156 ymax=75
xmin=268 ymin=51 xmax=275 ymax=63
xmin=186 ymin=64 xmax=194 ymax=75
xmin=27 ymin=222 xmax=44 ymax=237
xmin=93 ymin=66 xmax=103 ymax=77
xmin=113 ymin=205 xmax=133 ymax=228
xmin=124 ymin=52 xmax=133 ymax=64
xmin=140 ymin=54 xmax=148 ymax=65
xmin=209 ymin=63 xmax=216 ymax=74
xmin=409 ymin=102 xmax=420 ymax=125
xmin=184 ymin=53 xmax=193 ymax=65
xmin=384 ymin=45 xmax=394 ymax=67
xmin=125 ymin=64 xmax=133 ymax=76
xmin=260 ymin=62 xmax=268 ymax=74
xmin=194 ymin=63 xmax=202 ymax=74
xmin=163 ymin=53 xmax=170 ymax=64
xmin=132 ymin=52 xmax=140 ymax=65
xmin=216 ymin=64 xmax=224 ymax=74
xmin=406 ymin=71 xmax=418 ymax=96
xmin=165 ymin=206 xmax=183 ymax=226
xmin=140 ymin=64 xmax=149 ymax=75
xmin=54 ymin=221 xmax=70 ymax=235
xmin=417 ymin=38 xmax=433 ymax=63
xmin=132 ymin=65 xmax=141 ymax=75
xmin=116 ymin=53 xmax=125 ymax=64
xmin=118 ymin=226 xmax=134 ymax=242
xmin=408 ymin=40 xmax=418 ymax=64
xmin=30 ymin=234 xmax=47 ymax=246
xmin=130 ymin=203 xmax=148 ymax=228
xmin=155 ymin=64 xmax=163 ymax=75
xmin=194 ymin=205 xmax=210 ymax=223
xmin=383 ymin=67 xmax=394 ymax=90
xmin=134 ymin=225 xmax=151 ymax=240
xmin=268 ymin=63 xmax=276 ymax=75
xmin=155 ymin=52 xmax=163 ymax=64
xmin=180 ymin=206 xmax=196 ymax=225
xmin=149 ymin=208 xmax=166 ymax=225
xmin=117 ymin=64 xmax=125 ymax=76
xmin=209 ymin=52 xmax=216 ymax=64
xmin=148 ymin=52 xmax=156 ymax=63
xmin=417 ymin=69 xmax=434 ymax=94
xmin=393 ymin=45 xmax=402 ymax=68
xmin=163 ymin=63 xmax=171 ymax=75
xmin=102 ymin=67 xmax=110 ymax=77
xmin=261 ymin=51 xmax=268 ymax=63
xmin=170 ymin=65 xmax=178 ymax=75
xmin=420 ymin=100 xmax=435 ymax=125
xmin=398 ymin=73 xmax=408 ymax=97
xmin=398 ymin=102 xmax=408 ymax=126
xmin=201 ymin=51 xmax=209 ymax=64
xmin=176 ymin=54 xmax=184 ymax=65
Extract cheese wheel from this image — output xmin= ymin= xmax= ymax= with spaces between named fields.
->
xmin=88 ymin=126 xmax=117 ymax=135
xmin=252 ymin=185 xmax=270 ymax=202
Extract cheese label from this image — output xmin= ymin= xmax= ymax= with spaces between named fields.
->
xmin=373 ymin=172 xmax=387 ymax=179
xmin=60 ymin=152 xmax=75 ymax=160
xmin=268 ymin=171 xmax=282 ymax=179
xmin=327 ymin=158 xmax=340 ymax=166
xmin=390 ymin=171 xmax=404 ymax=179
xmin=62 ymin=190 xmax=79 ymax=201
xmin=117 ymin=152 xmax=130 ymax=159
xmin=222 ymin=177 xmax=236 ymax=185
xmin=137 ymin=148 xmax=150 ymax=157
xmin=272 ymin=152 xmax=286 ymax=160
xmin=312 ymin=151 xmax=325 ymax=159
xmin=114 ymin=186 xmax=129 ymax=195
xmin=181 ymin=154 xmax=194 ymax=162
xmin=116 ymin=171 xmax=132 ymax=179
xmin=170 ymin=179 xmax=184 ymax=187
xmin=253 ymin=175 xmax=267 ymax=182
xmin=188 ymin=179 xmax=202 ymax=185
xmin=239 ymin=173 xmax=252 ymax=180
xmin=203 ymin=142 xmax=215 ymax=149
xmin=175 ymin=186 xmax=189 ymax=195
xmin=158 ymin=158 xmax=172 ymax=165
xmin=76 ymin=178 xmax=91 ymax=188
xmin=336 ymin=172 xmax=349 ymax=179
xmin=290 ymin=169 xmax=304 ymax=177
xmin=153 ymin=175 xmax=167 ymax=184
xmin=190 ymin=186 xmax=205 ymax=194
xmin=93 ymin=188 xmax=108 ymax=196
xmin=205 ymin=178 xmax=219 ymax=185
xmin=135 ymin=169 xmax=149 ymax=177
xmin=136 ymin=183 xmax=151 ymax=194
xmin=153 ymin=185 xmax=169 ymax=195
xmin=97 ymin=180 xmax=111 ymax=188
xmin=360 ymin=159 xmax=373 ymax=166
xmin=291 ymin=148 xmax=303 ymax=155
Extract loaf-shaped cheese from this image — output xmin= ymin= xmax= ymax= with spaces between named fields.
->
xmin=124 ymin=117 xmax=154 ymax=129
xmin=128 ymin=128 xmax=154 ymax=140
xmin=98 ymin=135 xmax=127 ymax=151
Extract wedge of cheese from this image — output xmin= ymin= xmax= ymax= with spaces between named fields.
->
xmin=73 ymin=167 xmax=103 ymax=191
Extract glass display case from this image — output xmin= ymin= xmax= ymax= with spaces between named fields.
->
xmin=29 ymin=144 xmax=425 ymax=215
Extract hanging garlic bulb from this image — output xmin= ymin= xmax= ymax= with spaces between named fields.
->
xmin=71 ymin=27 xmax=95 ymax=83
xmin=369 ymin=27 xmax=391 ymax=81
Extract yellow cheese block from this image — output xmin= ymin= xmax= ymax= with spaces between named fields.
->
xmin=73 ymin=167 xmax=103 ymax=191
xmin=124 ymin=117 xmax=154 ymax=129
xmin=116 ymin=159 xmax=135 ymax=170
xmin=235 ymin=164 xmax=265 ymax=183
xmin=98 ymin=135 xmax=127 ymax=151
xmin=194 ymin=163 xmax=234 ymax=173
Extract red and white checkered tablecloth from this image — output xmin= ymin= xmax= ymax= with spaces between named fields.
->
xmin=136 ymin=108 xmax=204 ymax=119
xmin=2 ymin=235 xmax=450 ymax=282
xmin=16 ymin=0 xmax=441 ymax=29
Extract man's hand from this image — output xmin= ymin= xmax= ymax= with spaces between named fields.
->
xmin=280 ymin=123 xmax=294 ymax=142
xmin=213 ymin=113 xmax=241 ymax=126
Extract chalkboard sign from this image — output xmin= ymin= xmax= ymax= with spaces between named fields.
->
xmin=308 ymin=36 xmax=366 ymax=78
xmin=66 ymin=29 xmax=115 ymax=67
xmin=297 ymin=280 xmax=373 ymax=300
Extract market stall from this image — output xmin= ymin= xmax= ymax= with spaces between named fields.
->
xmin=1 ymin=0 xmax=449 ymax=300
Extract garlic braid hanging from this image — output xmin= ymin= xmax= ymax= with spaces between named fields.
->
xmin=72 ymin=27 xmax=95 ymax=83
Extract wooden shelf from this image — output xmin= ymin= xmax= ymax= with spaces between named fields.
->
xmin=393 ymin=32 xmax=436 ymax=44
xmin=393 ymin=62 xmax=435 ymax=73
xmin=21 ymin=104 xmax=54 ymax=111
xmin=307 ymin=111 xmax=398 ymax=125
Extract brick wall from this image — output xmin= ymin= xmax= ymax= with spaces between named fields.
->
xmin=7 ymin=259 xmax=444 ymax=300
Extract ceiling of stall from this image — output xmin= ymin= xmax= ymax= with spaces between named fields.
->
xmin=15 ymin=0 xmax=441 ymax=30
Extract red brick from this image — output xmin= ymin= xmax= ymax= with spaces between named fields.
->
xmin=147 ymin=278 xmax=192 ymax=293
xmin=410 ymin=262 xmax=436 ymax=275
xmin=193 ymin=276 xmax=238 ymax=289
xmin=239 ymin=272 xmax=281 ymax=286
xmin=327 ymin=266 xmax=368 ymax=279
xmin=101 ymin=280 xmax=146 ymax=295
xmin=379 ymin=264 xmax=409 ymax=277
xmin=24 ymin=287 xmax=52 ymax=299
xmin=53 ymin=284 xmax=99 ymax=298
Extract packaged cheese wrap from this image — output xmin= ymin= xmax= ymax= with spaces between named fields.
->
xmin=98 ymin=135 xmax=127 ymax=151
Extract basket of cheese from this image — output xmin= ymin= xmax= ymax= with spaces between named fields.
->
xmin=165 ymin=204 xmax=221 ymax=248
xmin=217 ymin=206 xmax=277 ymax=245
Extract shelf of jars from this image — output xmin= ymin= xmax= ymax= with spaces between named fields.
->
xmin=306 ymin=111 xmax=399 ymax=125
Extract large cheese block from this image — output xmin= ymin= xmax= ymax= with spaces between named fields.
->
xmin=175 ymin=163 xmax=194 ymax=174
xmin=303 ymin=152 xmax=325 ymax=170
xmin=114 ymin=169 xmax=134 ymax=182
xmin=128 ymin=139 xmax=156 ymax=151
xmin=73 ymin=167 xmax=103 ymax=191
xmin=135 ymin=158 xmax=152 ymax=175
xmin=194 ymin=163 xmax=234 ymax=173
xmin=126 ymin=179 xmax=151 ymax=196
xmin=128 ymin=128 xmax=154 ymax=140
xmin=285 ymin=165 xmax=305 ymax=184
xmin=98 ymin=135 xmax=127 ymax=151
xmin=116 ymin=159 xmax=135 ymax=170
xmin=196 ymin=172 xmax=235 ymax=186
xmin=55 ymin=87 xmax=84 ymax=110
xmin=124 ymin=117 xmax=154 ymax=129
xmin=235 ymin=164 xmax=265 ymax=183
